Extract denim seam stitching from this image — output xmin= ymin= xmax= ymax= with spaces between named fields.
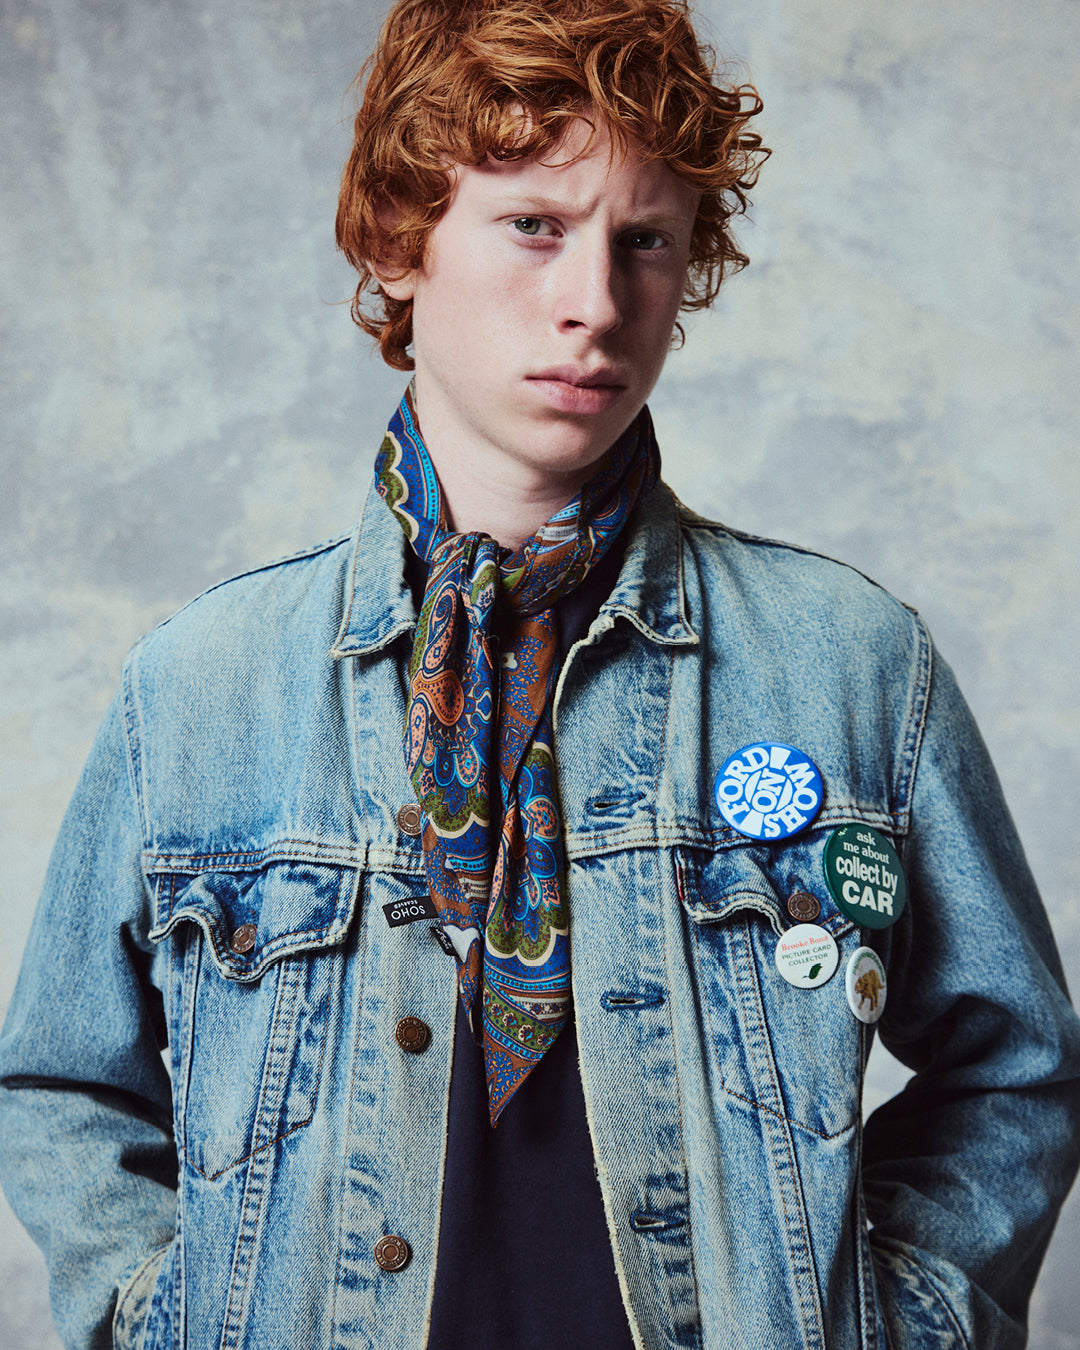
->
xmin=652 ymin=654 xmax=706 ymax=1346
xmin=121 ymin=657 xmax=152 ymax=849
xmin=677 ymin=509 xmax=921 ymax=610
xmin=893 ymin=612 xmax=932 ymax=831
xmin=330 ymin=887 xmax=371 ymax=1347
xmin=852 ymin=1064 xmax=882 ymax=1350
xmin=674 ymin=512 xmax=699 ymax=642
xmin=219 ymin=953 xmax=304 ymax=1347
xmin=154 ymin=867 xmax=361 ymax=979
xmin=330 ymin=639 xmax=375 ymax=1345
xmin=564 ymin=809 xmax=904 ymax=858
xmin=684 ymin=856 xmax=743 ymax=1131
xmin=735 ymin=914 xmax=826 ymax=1347
xmin=219 ymin=1121 xmax=272 ymax=1348
xmin=137 ymin=533 xmax=351 ymax=651
xmin=155 ymin=917 xmax=347 ymax=978
xmin=175 ymin=898 xmax=200 ymax=1167
xmin=684 ymin=853 xmax=773 ymax=1130
xmin=147 ymin=843 xmax=362 ymax=871
xmin=712 ymin=1082 xmax=856 ymax=1143
xmin=185 ymin=1114 xmax=313 ymax=1183
xmin=331 ymin=504 xmax=365 ymax=652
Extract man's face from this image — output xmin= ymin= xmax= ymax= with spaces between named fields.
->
xmin=381 ymin=119 xmax=700 ymax=509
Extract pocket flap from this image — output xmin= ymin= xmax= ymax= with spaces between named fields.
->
xmin=678 ymin=846 xmax=787 ymax=933
xmin=148 ymin=858 xmax=358 ymax=979
xmin=678 ymin=831 xmax=862 ymax=941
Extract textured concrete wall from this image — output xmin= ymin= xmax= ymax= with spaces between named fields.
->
xmin=2 ymin=1 xmax=1077 ymax=1345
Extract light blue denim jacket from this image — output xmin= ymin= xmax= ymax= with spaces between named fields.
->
xmin=2 ymin=479 xmax=1078 ymax=1350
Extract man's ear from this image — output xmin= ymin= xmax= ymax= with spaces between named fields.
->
xmin=369 ymin=259 xmax=416 ymax=302
xmin=367 ymin=201 xmax=417 ymax=300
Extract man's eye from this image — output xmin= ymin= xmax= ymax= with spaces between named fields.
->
xmin=623 ymin=230 xmax=666 ymax=251
xmin=512 ymin=216 xmax=549 ymax=236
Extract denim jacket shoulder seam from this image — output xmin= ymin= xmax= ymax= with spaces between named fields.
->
xmin=120 ymin=651 xmax=152 ymax=852
xmin=137 ymin=532 xmax=353 ymax=646
xmin=674 ymin=501 xmax=919 ymax=612
xmin=893 ymin=611 xmax=933 ymax=834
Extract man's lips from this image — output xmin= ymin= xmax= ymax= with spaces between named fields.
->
xmin=526 ymin=365 xmax=626 ymax=390
xmin=524 ymin=368 xmax=627 ymax=415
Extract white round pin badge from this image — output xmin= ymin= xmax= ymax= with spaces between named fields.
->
xmin=714 ymin=742 xmax=824 ymax=841
xmin=845 ymin=947 xmax=887 ymax=1023
xmin=774 ymin=923 xmax=839 ymax=989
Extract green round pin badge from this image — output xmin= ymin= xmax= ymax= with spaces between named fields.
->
xmin=823 ymin=825 xmax=907 ymax=929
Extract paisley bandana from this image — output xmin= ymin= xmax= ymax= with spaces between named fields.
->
xmin=375 ymin=388 xmax=659 ymax=1124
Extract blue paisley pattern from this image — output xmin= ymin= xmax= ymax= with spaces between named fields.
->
xmin=376 ymin=387 xmax=659 ymax=1123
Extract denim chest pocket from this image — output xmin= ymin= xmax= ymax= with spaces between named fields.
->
xmin=678 ymin=835 xmax=868 ymax=1139
xmin=149 ymin=857 xmax=358 ymax=1179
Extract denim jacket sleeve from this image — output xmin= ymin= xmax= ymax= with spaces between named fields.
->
xmin=0 ymin=690 xmax=178 ymax=1350
xmin=862 ymin=652 xmax=1080 ymax=1347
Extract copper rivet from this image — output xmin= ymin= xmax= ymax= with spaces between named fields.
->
xmin=394 ymin=1016 xmax=431 ymax=1054
xmin=374 ymin=1234 xmax=411 ymax=1272
xmin=230 ymin=923 xmax=257 ymax=954
xmin=396 ymin=803 xmax=423 ymax=837
xmin=786 ymin=891 xmax=821 ymax=924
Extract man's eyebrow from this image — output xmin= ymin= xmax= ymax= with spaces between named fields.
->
xmin=489 ymin=193 xmax=692 ymax=227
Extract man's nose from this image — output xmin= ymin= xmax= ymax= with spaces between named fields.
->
xmin=554 ymin=239 xmax=623 ymax=337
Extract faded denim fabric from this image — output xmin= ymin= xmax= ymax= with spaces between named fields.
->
xmin=1 ymin=480 xmax=1078 ymax=1350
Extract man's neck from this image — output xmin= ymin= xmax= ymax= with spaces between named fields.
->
xmin=429 ymin=448 xmax=587 ymax=549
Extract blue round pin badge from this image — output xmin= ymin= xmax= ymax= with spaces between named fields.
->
xmin=714 ymin=742 xmax=824 ymax=841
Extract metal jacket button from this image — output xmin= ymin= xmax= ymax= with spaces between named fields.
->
xmin=374 ymin=1235 xmax=411 ymax=1272
xmin=230 ymin=924 xmax=257 ymax=954
xmin=396 ymin=803 xmax=423 ymax=837
xmin=394 ymin=1016 xmax=431 ymax=1054
xmin=786 ymin=890 xmax=821 ymax=923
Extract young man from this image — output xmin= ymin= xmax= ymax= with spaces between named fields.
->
xmin=2 ymin=1 xmax=1078 ymax=1347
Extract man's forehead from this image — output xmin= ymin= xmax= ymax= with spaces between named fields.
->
xmin=446 ymin=120 xmax=699 ymax=220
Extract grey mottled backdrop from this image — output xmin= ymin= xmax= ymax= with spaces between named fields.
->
xmin=2 ymin=0 xmax=1077 ymax=1346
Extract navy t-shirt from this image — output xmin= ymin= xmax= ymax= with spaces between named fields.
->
xmin=409 ymin=539 xmax=637 ymax=1350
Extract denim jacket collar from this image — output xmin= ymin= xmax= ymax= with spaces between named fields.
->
xmin=330 ymin=479 xmax=418 ymax=658
xmin=330 ymin=477 xmax=699 ymax=659
xmin=601 ymin=481 xmax=698 ymax=647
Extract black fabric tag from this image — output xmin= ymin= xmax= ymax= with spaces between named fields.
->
xmin=383 ymin=893 xmax=438 ymax=928
xmin=430 ymin=924 xmax=457 ymax=956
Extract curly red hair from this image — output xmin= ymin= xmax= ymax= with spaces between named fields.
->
xmin=336 ymin=0 xmax=768 ymax=370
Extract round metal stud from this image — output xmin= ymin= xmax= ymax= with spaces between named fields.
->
xmin=786 ymin=890 xmax=821 ymax=924
xmin=230 ymin=924 xmax=257 ymax=955
xmin=374 ymin=1235 xmax=411 ymax=1272
xmin=394 ymin=1016 xmax=431 ymax=1054
xmin=396 ymin=803 xmax=423 ymax=837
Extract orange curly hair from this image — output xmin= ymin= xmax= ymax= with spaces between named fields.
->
xmin=336 ymin=0 xmax=768 ymax=370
